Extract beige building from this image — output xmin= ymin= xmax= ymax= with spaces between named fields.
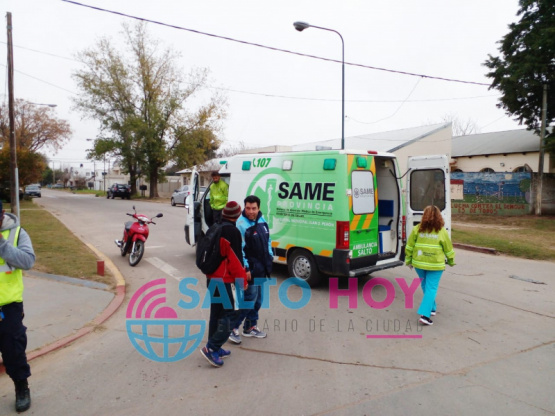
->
xmin=451 ymin=129 xmax=553 ymax=173
xmin=290 ymin=122 xmax=453 ymax=175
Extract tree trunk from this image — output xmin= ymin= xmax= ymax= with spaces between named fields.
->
xmin=149 ymin=171 xmax=159 ymax=198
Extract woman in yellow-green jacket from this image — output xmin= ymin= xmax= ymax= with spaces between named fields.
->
xmin=405 ymin=205 xmax=455 ymax=326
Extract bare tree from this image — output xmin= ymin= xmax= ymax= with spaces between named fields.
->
xmin=441 ymin=114 xmax=480 ymax=137
xmin=216 ymin=141 xmax=252 ymax=158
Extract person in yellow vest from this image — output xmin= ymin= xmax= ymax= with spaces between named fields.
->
xmin=209 ymin=171 xmax=229 ymax=224
xmin=405 ymin=205 xmax=455 ymax=326
xmin=0 ymin=201 xmax=36 ymax=413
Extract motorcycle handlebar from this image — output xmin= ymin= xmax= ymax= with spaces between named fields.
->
xmin=125 ymin=213 xmax=159 ymax=224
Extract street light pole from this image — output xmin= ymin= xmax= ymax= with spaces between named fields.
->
xmin=293 ymin=21 xmax=345 ymax=150
xmin=103 ymin=154 xmax=106 ymax=192
xmin=6 ymin=12 xmax=20 ymax=217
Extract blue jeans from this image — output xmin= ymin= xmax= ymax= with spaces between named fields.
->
xmin=415 ymin=268 xmax=443 ymax=318
xmin=234 ymin=282 xmax=263 ymax=331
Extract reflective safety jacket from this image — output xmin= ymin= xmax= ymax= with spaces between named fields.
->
xmin=209 ymin=180 xmax=229 ymax=211
xmin=0 ymin=227 xmax=24 ymax=305
xmin=0 ymin=213 xmax=36 ymax=306
xmin=405 ymin=224 xmax=455 ymax=271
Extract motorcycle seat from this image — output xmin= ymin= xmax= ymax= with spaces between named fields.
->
xmin=125 ymin=221 xmax=134 ymax=231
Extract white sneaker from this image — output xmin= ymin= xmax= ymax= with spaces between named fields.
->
xmin=228 ymin=328 xmax=241 ymax=344
xmin=243 ymin=326 xmax=267 ymax=338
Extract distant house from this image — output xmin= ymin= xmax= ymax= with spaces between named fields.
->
xmin=451 ymin=129 xmax=553 ymax=173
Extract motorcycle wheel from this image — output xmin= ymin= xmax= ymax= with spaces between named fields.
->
xmin=129 ymin=240 xmax=145 ymax=266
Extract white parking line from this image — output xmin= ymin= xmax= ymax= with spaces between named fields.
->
xmin=145 ymin=257 xmax=183 ymax=281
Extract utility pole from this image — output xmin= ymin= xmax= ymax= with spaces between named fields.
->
xmin=6 ymin=12 xmax=19 ymax=218
xmin=536 ymin=84 xmax=547 ymax=216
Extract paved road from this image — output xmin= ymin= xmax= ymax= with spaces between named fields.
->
xmin=0 ymin=189 xmax=553 ymax=415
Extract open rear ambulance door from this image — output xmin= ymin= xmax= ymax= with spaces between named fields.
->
xmin=405 ymin=155 xmax=451 ymax=239
xmin=184 ymin=168 xmax=200 ymax=247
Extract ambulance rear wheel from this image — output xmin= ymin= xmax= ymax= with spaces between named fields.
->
xmin=288 ymin=249 xmax=323 ymax=287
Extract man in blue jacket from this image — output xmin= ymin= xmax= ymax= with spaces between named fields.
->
xmin=229 ymin=195 xmax=273 ymax=344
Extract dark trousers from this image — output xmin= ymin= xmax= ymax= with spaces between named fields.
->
xmin=207 ymin=282 xmax=239 ymax=351
xmin=234 ymin=282 xmax=263 ymax=330
xmin=0 ymin=302 xmax=31 ymax=381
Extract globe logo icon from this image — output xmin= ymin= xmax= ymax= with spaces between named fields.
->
xmin=126 ymin=278 xmax=205 ymax=363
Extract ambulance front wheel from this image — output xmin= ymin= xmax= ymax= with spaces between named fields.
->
xmin=288 ymin=249 xmax=323 ymax=287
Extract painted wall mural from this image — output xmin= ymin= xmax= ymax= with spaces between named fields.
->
xmin=450 ymin=172 xmax=531 ymax=215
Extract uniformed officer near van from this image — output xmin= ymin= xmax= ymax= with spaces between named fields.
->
xmin=0 ymin=201 xmax=36 ymax=412
xmin=209 ymin=171 xmax=229 ymax=224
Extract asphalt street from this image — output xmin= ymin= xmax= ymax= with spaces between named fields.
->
xmin=0 ymin=189 xmax=553 ymax=415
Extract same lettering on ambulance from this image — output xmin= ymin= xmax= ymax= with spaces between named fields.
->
xmin=277 ymin=182 xmax=335 ymax=201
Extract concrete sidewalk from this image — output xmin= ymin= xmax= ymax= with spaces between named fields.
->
xmin=23 ymin=271 xmax=114 ymax=353
xmin=0 ymin=269 xmax=123 ymax=370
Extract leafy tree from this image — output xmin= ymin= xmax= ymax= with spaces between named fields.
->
xmin=0 ymin=147 xmax=46 ymax=186
xmin=0 ymin=99 xmax=72 ymax=153
xmin=484 ymin=0 xmax=555 ymax=152
xmin=0 ymin=99 xmax=70 ymax=190
xmin=73 ymin=22 xmax=225 ymax=197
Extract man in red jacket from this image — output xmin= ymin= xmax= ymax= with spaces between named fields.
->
xmin=200 ymin=201 xmax=248 ymax=367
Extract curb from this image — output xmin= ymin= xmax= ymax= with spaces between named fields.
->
xmin=453 ymin=242 xmax=498 ymax=255
xmin=26 ymin=245 xmax=126 ymax=363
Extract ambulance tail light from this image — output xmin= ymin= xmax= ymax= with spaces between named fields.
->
xmin=401 ymin=215 xmax=407 ymax=242
xmin=336 ymin=221 xmax=350 ymax=249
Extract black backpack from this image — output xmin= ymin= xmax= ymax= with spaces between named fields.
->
xmin=196 ymin=223 xmax=228 ymax=274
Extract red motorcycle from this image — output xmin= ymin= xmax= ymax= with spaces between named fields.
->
xmin=115 ymin=206 xmax=163 ymax=266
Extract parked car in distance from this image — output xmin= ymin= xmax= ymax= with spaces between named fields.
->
xmin=199 ymin=186 xmax=207 ymax=199
xmin=171 ymin=185 xmax=192 ymax=206
xmin=0 ymin=182 xmax=24 ymax=202
xmin=107 ymin=183 xmax=131 ymax=199
xmin=24 ymin=185 xmax=41 ymax=198
xmin=52 ymin=183 xmax=63 ymax=189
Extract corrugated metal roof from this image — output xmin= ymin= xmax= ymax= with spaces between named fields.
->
xmin=452 ymin=129 xmax=540 ymax=157
xmin=291 ymin=122 xmax=451 ymax=152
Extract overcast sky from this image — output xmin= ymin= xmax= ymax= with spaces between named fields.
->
xmin=2 ymin=0 xmax=523 ymax=171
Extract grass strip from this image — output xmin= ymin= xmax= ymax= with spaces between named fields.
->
xmin=14 ymin=199 xmax=113 ymax=287
xmin=452 ymin=214 xmax=555 ymax=262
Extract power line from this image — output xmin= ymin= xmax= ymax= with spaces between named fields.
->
xmin=61 ymin=0 xmax=490 ymax=87
xmin=0 ymin=41 xmax=80 ymax=62
xmin=210 ymin=85 xmax=498 ymax=103
xmin=0 ymin=63 xmax=77 ymax=94
xmin=347 ymin=77 xmax=423 ymax=125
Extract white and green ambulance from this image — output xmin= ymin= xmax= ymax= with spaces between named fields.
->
xmin=185 ymin=149 xmax=450 ymax=286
